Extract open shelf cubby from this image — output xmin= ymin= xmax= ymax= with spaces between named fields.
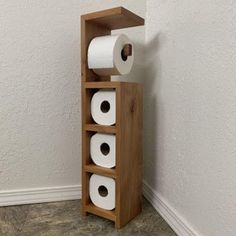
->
xmin=81 ymin=7 xmax=144 ymax=228
xmin=86 ymin=202 xmax=116 ymax=222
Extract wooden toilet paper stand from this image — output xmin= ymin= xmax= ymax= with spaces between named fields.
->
xmin=81 ymin=7 xmax=144 ymax=228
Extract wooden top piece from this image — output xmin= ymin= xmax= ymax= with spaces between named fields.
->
xmin=81 ymin=7 xmax=144 ymax=30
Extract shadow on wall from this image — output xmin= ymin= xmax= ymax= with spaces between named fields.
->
xmin=143 ymin=32 xmax=165 ymax=191
xmin=113 ymin=32 xmax=164 ymax=191
xmin=112 ymin=37 xmax=145 ymax=83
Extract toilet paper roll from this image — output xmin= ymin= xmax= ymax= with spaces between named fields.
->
xmin=91 ymin=90 xmax=116 ymax=125
xmin=90 ymin=133 xmax=116 ymax=168
xmin=88 ymin=34 xmax=134 ymax=76
xmin=89 ymin=174 xmax=115 ymax=210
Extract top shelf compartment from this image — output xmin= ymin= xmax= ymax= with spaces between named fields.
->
xmin=81 ymin=7 xmax=144 ymax=30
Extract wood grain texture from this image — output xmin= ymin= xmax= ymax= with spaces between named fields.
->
xmin=85 ymin=124 xmax=116 ymax=134
xmin=81 ymin=7 xmax=144 ymax=30
xmin=122 ymin=44 xmax=132 ymax=57
xmin=81 ymin=16 xmax=110 ymax=83
xmin=81 ymin=7 xmax=144 ymax=227
xmin=85 ymin=81 xmax=141 ymax=88
xmin=115 ymin=83 xmax=143 ymax=228
xmin=86 ymin=203 xmax=116 ymax=221
xmin=85 ymin=164 xmax=116 ymax=179
xmin=82 ymin=82 xmax=143 ymax=226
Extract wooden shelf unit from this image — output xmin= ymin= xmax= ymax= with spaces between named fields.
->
xmin=81 ymin=7 xmax=144 ymax=229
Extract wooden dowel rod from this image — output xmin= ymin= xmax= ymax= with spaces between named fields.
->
xmin=122 ymin=44 xmax=132 ymax=57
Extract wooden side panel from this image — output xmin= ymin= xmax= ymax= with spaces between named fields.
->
xmin=81 ymin=15 xmax=111 ymax=215
xmin=116 ymin=83 xmax=143 ymax=228
xmin=115 ymin=84 xmax=122 ymax=225
xmin=85 ymin=81 xmax=120 ymax=89
xmin=81 ymin=17 xmax=110 ymax=82
xmin=81 ymin=88 xmax=93 ymax=214
xmin=81 ymin=131 xmax=92 ymax=215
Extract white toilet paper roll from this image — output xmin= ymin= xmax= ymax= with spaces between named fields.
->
xmin=89 ymin=174 xmax=115 ymax=210
xmin=91 ymin=90 xmax=116 ymax=125
xmin=90 ymin=133 xmax=116 ymax=168
xmin=88 ymin=34 xmax=134 ymax=76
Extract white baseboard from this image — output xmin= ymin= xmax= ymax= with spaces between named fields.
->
xmin=0 ymin=182 xmax=199 ymax=236
xmin=0 ymin=185 xmax=81 ymax=207
xmin=143 ymin=181 xmax=200 ymax=236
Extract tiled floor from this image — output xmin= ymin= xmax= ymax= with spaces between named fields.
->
xmin=0 ymin=198 xmax=177 ymax=236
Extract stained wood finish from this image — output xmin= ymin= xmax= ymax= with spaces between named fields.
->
xmin=81 ymin=7 xmax=144 ymax=228
xmin=116 ymin=83 xmax=143 ymax=228
xmin=82 ymin=82 xmax=143 ymax=226
xmin=85 ymin=164 xmax=116 ymax=179
xmin=122 ymin=44 xmax=132 ymax=57
xmin=81 ymin=6 xmax=144 ymax=83
xmin=81 ymin=7 xmax=144 ymax=30
xmin=84 ymin=81 xmax=141 ymax=89
xmin=84 ymin=82 xmax=120 ymax=89
xmin=85 ymin=124 xmax=116 ymax=134
xmin=86 ymin=203 xmax=116 ymax=221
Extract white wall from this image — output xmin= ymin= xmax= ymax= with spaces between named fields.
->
xmin=0 ymin=0 xmax=145 ymax=198
xmin=2 ymin=1 xmax=235 ymax=235
xmin=144 ymin=0 xmax=236 ymax=235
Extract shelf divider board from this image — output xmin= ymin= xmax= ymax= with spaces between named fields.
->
xmin=85 ymin=81 xmax=120 ymax=89
xmin=81 ymin=6 xmax=144 ymax=228
xmin=85 ymin=164 xmax=116 ymax=179
xmin=85 ymin=124 xmax=117 ymax=134
xmin=85 ymin=81 xmax=141 ymax=89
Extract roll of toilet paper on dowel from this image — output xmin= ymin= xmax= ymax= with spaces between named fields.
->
xmin=90 ymin=133 xmax=116 ymax=168
xmin=88 ymin=34 xmax=134 ymax=76
xmin=91 ymin=90 xmax=116 ymax=125
xmin=89 ymin=174 xmax=115 ymax=210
